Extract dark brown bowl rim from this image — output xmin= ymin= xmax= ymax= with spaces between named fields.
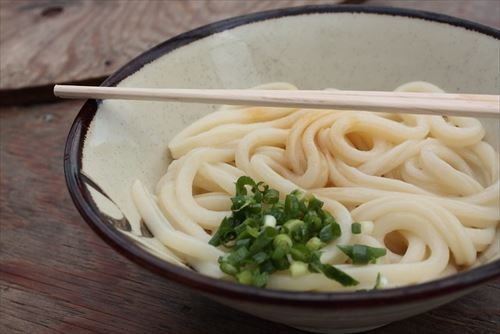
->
xmin=64 ymin=4 xmax=500 ymax=307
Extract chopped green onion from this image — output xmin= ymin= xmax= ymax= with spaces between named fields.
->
xmin=373 ymin=272 xmax=382 ymax=289
xmin=283 ymin=219 xmax=303 ymax=229
xmin=283 ymin=219 xmax=306 ymax=242
xmin=237 ymin=270 xmax=253 ymax=285
xmin=319 ymin=222 xmax=340 ymax=243
xmin=307 ymin=196 xmax=324 ymax=211
xmin=306 ymin=237 xmax=324 ymax=251
xmin=224 ymin=246 xmax=249 ymax=265
xmin=252 ymin=251 xmax=269 ymax=264
xmin=265 ymin=208 xmax=285 ymax=225
xmin=351 ymin=222 xmax=362 ymax=234
xmin=262 ymin=189 xmax=279 ymax=204
xmin=272 ymin=256 xmax=290 ymax=270
xmin=249 ymin=227 xmax=276 ymax=254
xmin=263 ymin=215 xmax=277 ymax=228
xmin=260 ymin=261 xmax=275 ymax=273
xmin=307 ymin=255 xmax=358 ymax=286
xmin=291 ymin=189 xmax=305 ymax=199
xmin=209 ymin=217 xmax=234 ymax=246
xmin=304 ymin=211 xmax=322 ymax=232
xmin=290 ymin=261 xmax=309 ymax=277
xmin=235 ymin=238 xmax=251 ymax=248
xmin=235 ymin=176 xmax=255 ymax=196
xmin=273 ymin=234 xmax=293 ymax=250
xmin=319 ymin=210 xmax=335 ymax=223
xmin=233 ymin=220 xmax=248 ymax=235
xmin=271 ymin=246 xmax=287 ymax=261
xmin=210 ymin=176 xmax=373 ymax=288
xmin=320 ymin=263 xmax=359 ymax=286
xmin=290 ymin=244 xmax=311 ymax=262
xmin=220 ymin=262 xmax=238 ymax=275
xmin=285 ymin=193 xmax=301 ymax=218
xmin=245 ymin=225 xmax=259 ymax=238
xmin=338 ymin=244 xmax=387 ymax=265
xmin=235 ymin=230 xmax=251 ymax=242
xmin=253 ymin=270 xmax=268 ymax=288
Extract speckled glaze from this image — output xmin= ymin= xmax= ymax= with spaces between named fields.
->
xmin=65 ymin=5 xmax=500 ymax=333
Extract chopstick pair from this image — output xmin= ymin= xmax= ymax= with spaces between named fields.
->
xmin=54 ymin=85 xmax=500 ymax=118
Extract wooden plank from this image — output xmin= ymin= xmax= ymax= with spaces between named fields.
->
xmin=1 ymin=0 xmax=497 ymax=92
xmin=1 ymin=0 xmax=497 ymax=105
xmin=1 ymin=0 xmax=499 ymax=332
xmin=0 ymin=100 xmax=304 ymax=334
xmin=0 ymin=100 xmax=499 ymax=333
xmin=0 ymin=0 xmax=343 ymax=91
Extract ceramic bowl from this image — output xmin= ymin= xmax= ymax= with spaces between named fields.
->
xmin=65 ymin=5 xmax=500 ymax=333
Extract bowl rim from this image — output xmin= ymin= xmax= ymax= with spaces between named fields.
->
xmin=64 ymin=4 xmax=500 ymax=307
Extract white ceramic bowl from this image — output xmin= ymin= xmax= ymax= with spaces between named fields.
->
xmin=65 ymin=5 xmax=500 ymax=333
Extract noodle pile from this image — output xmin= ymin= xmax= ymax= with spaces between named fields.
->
xmin=132 ymin=82 xmax=500 ymax=291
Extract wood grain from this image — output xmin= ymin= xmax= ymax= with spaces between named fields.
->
xmin=0 ymin=0 xmax=342 ymax=91
xmin=1 ymin=0 xmax=498 ymax=105
xmin=0 ymin=99 xmax=499 ymax=334
xmin=1 ymin=1 xmax=500 ymax=333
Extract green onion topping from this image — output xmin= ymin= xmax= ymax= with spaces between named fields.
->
xmin=351 ymin=222 xmax=362 ymax=234
xmin=337 ymin=244 xmax=387 ymax=265
xmin=373 ymin=272 xmax=383 ymax=289
xmin=209 ymin=176 xmax=385 ymax=288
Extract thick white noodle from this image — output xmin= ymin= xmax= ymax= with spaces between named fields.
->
xmin=132 ymin=82 xmax=499 ymax=291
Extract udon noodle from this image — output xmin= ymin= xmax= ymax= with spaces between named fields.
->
xmin=132 ymin=82 xmax=500 ymax=291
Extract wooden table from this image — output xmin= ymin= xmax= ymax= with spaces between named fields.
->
xmin=1 ymin=1 xmax=499 ymax=333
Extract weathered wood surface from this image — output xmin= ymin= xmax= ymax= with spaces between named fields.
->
xmin=1 ymin=0 xmax=498 ymax=95
xmin=1 ymin=1 xmax=500 ymax=333
xmin=0 ymin=0 xmax=344 ymax=92
xmin=1 ymin=100 xmax=499 ymax=333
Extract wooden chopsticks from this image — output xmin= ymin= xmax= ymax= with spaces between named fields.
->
xmin=54 ymin=85 xmax=500 ymax=118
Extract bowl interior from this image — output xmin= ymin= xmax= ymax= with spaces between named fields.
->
xmin=72 ymin=7 xmax=499 ymax=294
